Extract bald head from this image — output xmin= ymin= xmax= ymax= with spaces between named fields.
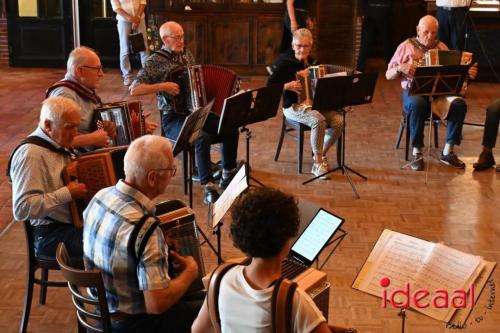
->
xmin=67 ymin=47 xmax=99 ymax=76
xmin=160 ymin=21 xmax=185 ymax=53
xmin=416 ymin=15 xmax=439 ymax=48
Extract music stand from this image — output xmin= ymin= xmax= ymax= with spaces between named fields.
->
xmin=401 ymin=65 xmax=468 ymax=183
xmin=218 ymin=83 xmax=283 ymax=186
xmin=171 ymin=100 xmax=213 ymax=207
xmin=302 ymin=73 xmax=378 ymax=199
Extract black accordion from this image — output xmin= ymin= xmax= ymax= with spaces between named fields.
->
xmin=92 ymin=101 xmax=146 ymax=146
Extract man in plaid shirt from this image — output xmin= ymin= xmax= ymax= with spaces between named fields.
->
xmin=83 ymin=135 xmax=199 ymax=333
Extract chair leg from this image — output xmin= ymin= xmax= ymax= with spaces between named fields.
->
xmin=20 ymin=266 xmax=35 ymax=333
xmin=433 ymin=121 xmax=439 ymax=148
xmin=336 ymin=135 xmax=342 ymax=167
xmin=298 ymin=128 xmax=304 ymax=174
xmin=182 ymin=150 xmax=188 ymax=195
xmin=39 ymin=268 xmax=48 ymax=305
xmin=405 ymin=117 xmax=411 ymax=161
xmin=274 ymin=118 xmax=286 ymax=161
xmin=395 ymin=116 xmax=405 ymax=149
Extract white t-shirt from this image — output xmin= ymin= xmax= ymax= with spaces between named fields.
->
xmin=218 ymin=265 xmax=327 ymax=333
xmin=436 ymin=0 xmax=471 ymax=7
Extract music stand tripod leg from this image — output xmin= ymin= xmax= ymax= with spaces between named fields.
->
xmin=241 ymin=126 xmax=265 ymax=187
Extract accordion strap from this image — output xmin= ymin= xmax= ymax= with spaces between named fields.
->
xmin=127 ymin=214 xmax=160 ymax=262
xmin=154 ymin=49 xmax=175 ymax=61
xmin=46 ymin=80 xmax=102 ymax=106
xmin=206 ymin=261 xmax=297 ymax=333
xmin=6 ymin=136 xmax=74 ymax=183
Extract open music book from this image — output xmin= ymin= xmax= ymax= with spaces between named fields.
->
xmin=352 ymin=229 xmax=496 ymax=323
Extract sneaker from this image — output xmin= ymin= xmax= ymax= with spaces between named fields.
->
xmin=219 ymin=168 xmax=237 ymax=189
xmin=312 ymin=162 xmax=330 ymax=180
xmin=473 ymin=150 xmax=495 ymax=171
xmin=440 ymin=152 xmax=465 ymax=169
xmin=265 ymin=65 xmax=274 ymax=75
xmin=203 ymin=183 xmax=220 ymax=205
xmin=410 ymin=154 xmax=424 ymax=171
xmin=123 ymin=77 xmax=132 ymax=86
xmin=192 ymin=163 xmax=222 ymax=183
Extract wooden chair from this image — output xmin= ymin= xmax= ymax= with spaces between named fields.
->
xmin=20 ymin=221 xmax=67 ymax=333
xmin=394 ymin=110 xmax=441 ymax=161
xmin=56 ymin=243 xmax=112 ymax=333
xmin=275 ymin=115 xmax=342 ymax=173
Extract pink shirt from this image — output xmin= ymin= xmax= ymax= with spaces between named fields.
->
xmin=388 ymin=39 xmax=448 ymax=89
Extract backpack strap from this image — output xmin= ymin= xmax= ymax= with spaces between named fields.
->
xmin=272 ymin=278 xmax=298 ymax=333
xmin=206 ymin=262 xmax=240 ymax=333
xmin=6 ymin=136 xmax=72 ymax=183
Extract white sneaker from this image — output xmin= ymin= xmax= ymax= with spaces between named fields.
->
xmin=123 ymin=77 xmax=132 ymax=86
xmin=312 ymin=163 xmax=330 ymax=180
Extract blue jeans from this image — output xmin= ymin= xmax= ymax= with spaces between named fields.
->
xmin=33 ymin=223 xmax=83 ymax=259
xmin=482 ymin=99 xmax=500 ymax=149
xmin=402 ymin=90 xmax=467 ymax=148
xmin=162 ymin=112 xmax=239 ymax=185
xmin=436 ymin=6 xmax=467 ymax=50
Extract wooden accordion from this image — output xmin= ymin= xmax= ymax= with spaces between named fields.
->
xmin=424 ymin=49 xmax=473 ymax=67
xmin=63 ymin=146 xmax=127 ymax=229
xmin=156 ymin=200 xmax=206 ymax=293
xmin=92 ymin=101 xmax=146 ymax=146
xmin=169 ymin=64 xmax=240 ymax=117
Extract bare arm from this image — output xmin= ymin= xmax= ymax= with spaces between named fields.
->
xmin=191 ymin=298 xmax=214 ymax=333
xmin=130 ymin=81 xmax=180 ymax=96
xmin=143 ymin=252 xmax=198 ymax=314
xmin=287 ymin=0 xmax=298 ymax=32
xmin=71 ymin=130 xmax=110 ymax=148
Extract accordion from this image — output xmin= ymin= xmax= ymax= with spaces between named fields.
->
xmin=156 ymin=200 xmax=206 ymax=294
xmin=63 ymin=146 xmax=127 ymax=228
xmin=169 ymin=64 xmax=240 ymax=117
xmin=92 ymin=101 xmax=146 ymax=146
xmin=424 ymin=50 xmax=473 ymax=67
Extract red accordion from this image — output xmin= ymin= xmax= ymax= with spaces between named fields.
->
xmin=92 ymin=101 xmax=146 ymax=146
xmin=169 ymin=64 xmax=240 ymax=117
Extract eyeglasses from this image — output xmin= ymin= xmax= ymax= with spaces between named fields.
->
xmin=166 ymin=34 xmax=184 ymax=41
xmin=81 ymin=65 xmax=104 ymax=72
xmin=293 ymin=43 xmax=312 ymax=49
xmin=153 ymin=166 xmax=177 ymax=176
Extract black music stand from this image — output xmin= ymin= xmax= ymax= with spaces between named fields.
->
xmin=218 ymin=84 xmax=283 ymax=186
xmin=171 ymin=100 xmax=213 ymax=207
xmin=302 ymin=73 xmax=378 ymax=199
xmin=401 ymin=65 xmax=468 ymax=183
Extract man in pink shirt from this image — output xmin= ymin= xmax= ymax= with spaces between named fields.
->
xmin=386 ymin=15 xmax=477 ymax=171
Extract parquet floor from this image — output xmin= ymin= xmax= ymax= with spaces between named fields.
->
xmin=0 ymin=66 xmax=499 ymax=333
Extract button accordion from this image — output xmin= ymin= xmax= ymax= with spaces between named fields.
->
xmin=92 ymin=101 xmax=146 ymax=146
xmin=169 ymin=64 xmax=240 ymax=116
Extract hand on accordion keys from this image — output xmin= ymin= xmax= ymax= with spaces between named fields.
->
xmin=284 ymin=80 xmax=302 ymax=95
xmin=64 ymin=161 xmax=88 ymax=199
xmin=168 ymin=250 xmax=199 ymax=283
xmin=141 ymin=111 xmax=158 ymax=134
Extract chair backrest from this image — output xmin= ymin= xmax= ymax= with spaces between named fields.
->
xmin=201 ymin=65 xmax=240 ymax=117
xmin=56 ymin=243 xmax=112 ymax=333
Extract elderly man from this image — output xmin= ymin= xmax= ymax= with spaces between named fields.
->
xmin=386 ymin=15 xmax=477 ymax=171
xmin=46 ymin=47 xmax=114 ymax=150
xmin=9 ymin=96 xmax=88 ymax=258
xmin=83 ymin=135 xmax=199 ymax=333
xmin=436 ymin=0 xmax=472 ymax=51
xmin=267 ymin=28 xmax=344 ymax=179
xmin=473 ymin=99 xmax=500 ymax=171
xmin=111 ymin=0 xmax=148 ymax=86
xmin=130 ymin=21 xmax=239 ymax=204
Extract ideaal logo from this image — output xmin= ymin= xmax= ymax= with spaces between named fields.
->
xmin=378 ymin=277 xmax=496 ymax=330
xmin=379 ymin=277 xmax=474 ymax=309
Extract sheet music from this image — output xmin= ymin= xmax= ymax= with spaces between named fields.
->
xmin=211 ymin=166 xmax=248 ymax=227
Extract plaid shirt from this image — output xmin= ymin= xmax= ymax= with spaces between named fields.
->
xmin=83 ymin=180 xmax=170 ymax=314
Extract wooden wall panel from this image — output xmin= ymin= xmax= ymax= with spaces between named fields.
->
xmin=209 ymin=17 xmax=251 ymax=66
xmin=255 ymin=17 xmax=282 ymax=66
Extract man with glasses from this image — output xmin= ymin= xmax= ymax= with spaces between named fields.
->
xmin=47 ymin=47 xmax=116 ymax=151
xmin=83 ymin=135 xmax=200 ymax=333
xmin=267 ymin=28 xmax=344 ymax=179
xmin=131 ymin=21 xmax=239 ymax=205
xmin=111 ymin=0 xmax=149 ymax=86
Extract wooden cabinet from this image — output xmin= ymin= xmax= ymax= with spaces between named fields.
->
xmin=150 ymin=0 xmax=285 ymax=75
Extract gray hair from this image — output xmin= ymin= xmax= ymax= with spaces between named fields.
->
xmin=39 ymin=96 xmax=81 ymax=128
xmin=67 ymin=46 xmax=98 ymax=76
xmin=292 ymin=28 xmax=313 ymax=45
xmin=124 ymin=135 xmax=174 ymax=181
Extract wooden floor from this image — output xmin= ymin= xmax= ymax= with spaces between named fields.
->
xmin=0 ymin=66 xmax=499 ymax=333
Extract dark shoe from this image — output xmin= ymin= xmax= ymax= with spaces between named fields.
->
xmin=440 ymin=152 xmax=465 ymax=169
xmin=191 ymin=163 xmax=222 ymax=183
xmin=473 ymin=151 xmax=495 ymax=171
xmin=203 ymin=186 xmax=220 ymax=205
xmin=219 ymin=170 xmax=236 ymax=189
xmin=410 ymin=154 xmax=424 ymax=171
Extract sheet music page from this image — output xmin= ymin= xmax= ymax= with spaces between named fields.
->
xmin=211 ymin=166 xmax=248 ymax=227
xmin=411 ymin=244 xmax=482 ymax=321
xmin=355 ymin=230 xmax=435 ymax=297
